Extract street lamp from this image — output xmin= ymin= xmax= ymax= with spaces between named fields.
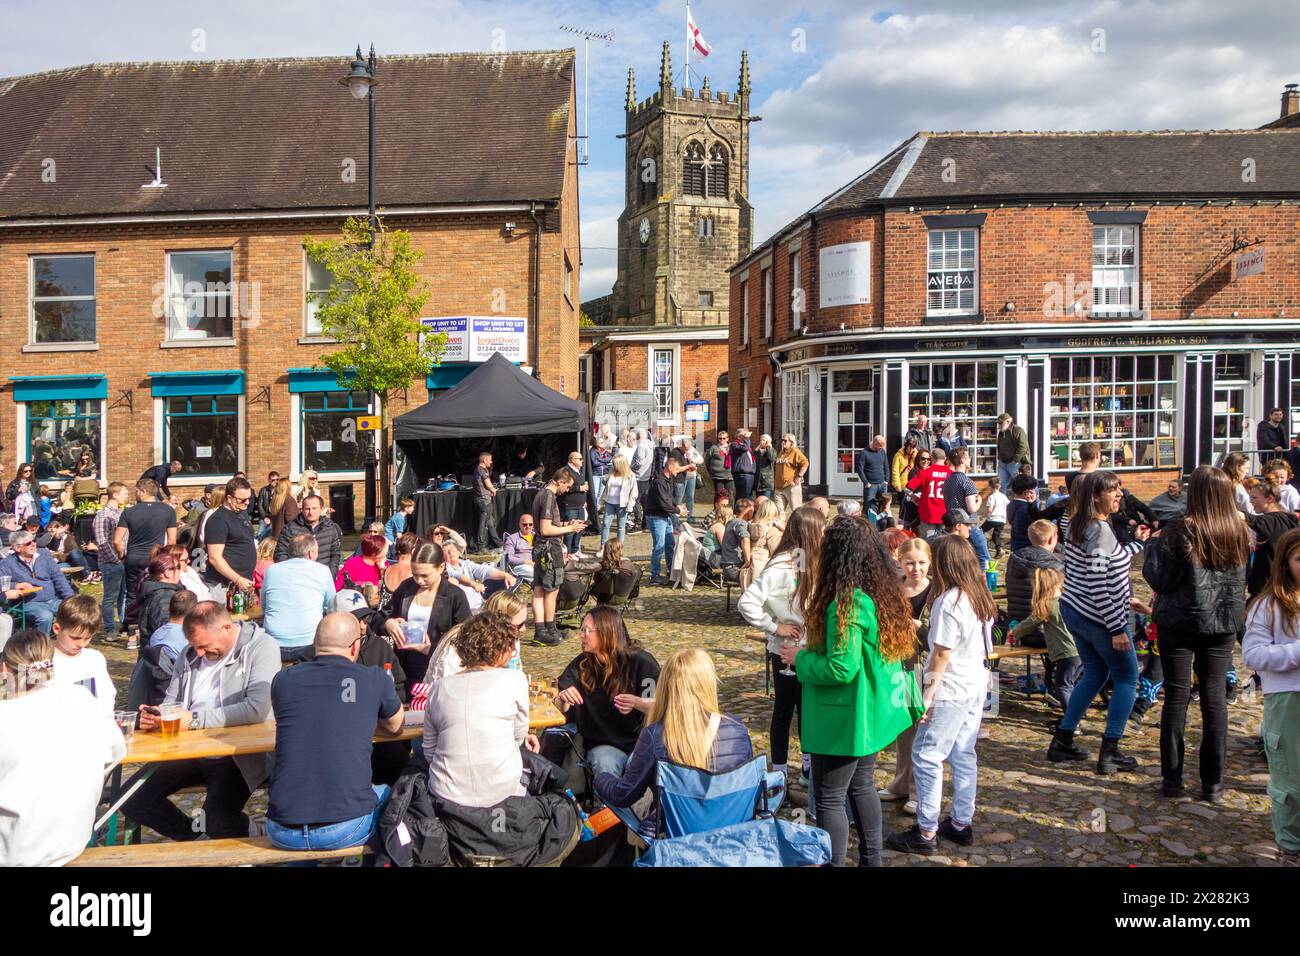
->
xmin=342 ymin=44 xmax=380 ymax=525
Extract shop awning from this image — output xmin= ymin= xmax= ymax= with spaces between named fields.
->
xmin=148 ymin=370 xmax=245 ymax=397
xmin=288 ymin=368 xmax=357 ymax=393
xmin=9 ymin=374 xmax=108 ymax=402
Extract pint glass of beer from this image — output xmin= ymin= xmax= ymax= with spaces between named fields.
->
xmin=160 ymin=704 xmax=187 ymax=737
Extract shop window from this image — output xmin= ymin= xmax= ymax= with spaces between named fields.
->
xmin=31 ymin=255 xmax=96 ymax=344
xmin=301 ymin=390 xmax=370 ymax=474
xmin=1048 ymin=354 xmax=1176 ymax=470
xmin=784 ymin=368 xmax=808 ymax=454
xmin=926 ymin=229 xmax=978 ymax=315
xmin=908 ymin=360 xmax=999 ymax=473
xmin=25 ymin=399 xmax=102 ymax=480
xmin=165 ymin=394 xmax=240 ymax=476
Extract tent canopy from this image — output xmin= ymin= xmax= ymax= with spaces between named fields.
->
xmin=393 ymin=353 xmax=588 ymax=440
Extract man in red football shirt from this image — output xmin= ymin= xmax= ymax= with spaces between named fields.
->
xmin=906 ymin=447 xmax=953 ymax=537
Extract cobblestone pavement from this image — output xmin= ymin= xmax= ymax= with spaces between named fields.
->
xmin=95 ymin=525 xmax=1284 ymax=865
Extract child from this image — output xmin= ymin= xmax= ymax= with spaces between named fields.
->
xmin=12 ymin=480 xmax=35 ymax=526
xmin=978 ymin=477 xmax=1009 ymax=556
xmin=1012 ymin=566 xmax=1082 ymax=714
xmin=1006 ymin=519 xmax=1062 ymax=625
xmin=1242 ymin=526 xmax=1300 ymax=864
xmin=1046 ymin=484 xmax=1069 ymax=507
xmin=868 ymin=491 xmax=894 ymax=528
xmin=1128 ymin=598 xmax=1163 ymax=729
xmin=887 ymin=534 xmax=995 ymax=854
xmin=47 ymin=594 xmax=115 ymax=717
xmin=36 ymin=485 xmax=52 ymax=531
xmin=128 ymin=589 xmax=197 ymax=708
xmin=385 ymin=498 xmax=415 ymax=545
xmin=1006 ymin=475 xmax=1040 ymax=553
xmin=252 ymin=536 xmax=277 ymax=593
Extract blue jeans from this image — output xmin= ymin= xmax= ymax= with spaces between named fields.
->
xmin=997 ymin=461 xmax=1021 ymax=493
xmin=861 ymin=482 xmax=887 ymax=509
xmin=587 ymin=744 xmax=629 ymax=779
xmin=589 ymin=474 xmax=606 ymax=519
xmin=911 ymin=696 xmax=983 ymax=834
xmin=267 ymin=784 xmax=390 ymax=851
xmin=1059 ymin=602 xmax=1138 ymax=739
xmin=647 ymin=514 xmax=675 ymax=578
xmin=674 ymin=475 xmax=698 ymax=512
xmin=600 ymin=506 xmax=629 ymax=547
xmin=100 ymin=561 xmax=127 ymax=634
xmin=20 ymin=599 xmax=59 ymax=635
xmin=256 ymin=520 xmax=274 ymax=543
xmin=967 ymin=526 xmax=991 ymax=565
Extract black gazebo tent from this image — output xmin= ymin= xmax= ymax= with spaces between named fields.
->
xmin=393 ymin=352 xmax=589 ymax=486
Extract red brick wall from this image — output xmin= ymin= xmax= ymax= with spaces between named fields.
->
xmin=0 ymin=209 xmax=578 ymax=518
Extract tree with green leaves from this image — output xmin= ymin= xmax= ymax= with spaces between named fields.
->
xmin=303 ymin=217 xmax=445 ymax=518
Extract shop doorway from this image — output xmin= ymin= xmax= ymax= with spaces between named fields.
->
xmin=1212 ymin=353 xmax=1251 ymax=461
xmin=830 ymin=394 xmax=874 ymax=498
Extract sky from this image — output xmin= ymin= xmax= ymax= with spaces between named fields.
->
xmin=2 ymin=0 xmax=1296 ymax=300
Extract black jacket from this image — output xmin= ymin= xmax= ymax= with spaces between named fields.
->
xmin=374 ymin=576 xmax=471 ymax=646
xmin=140 ymin=464 xmax=174 ymax=498
xmin=1257 ymin=420 xmax=1288 ymax=452
xmin=131 ymin=579 xmax=182 ymax=648
xmin=644 ymin=473 xmax=678 ymax=518
xmin=1142 ymin=522 xmax=1246 ymax=635
xmin=274 ymin=513 xmax=344 ymax=576
xmin=253 ymin=483 xmax=276 ymax=523
xmin=729 ymin=437 xmax=755 ymax=476
xmin=1005 ymin=545 xmax=1063 ymax=626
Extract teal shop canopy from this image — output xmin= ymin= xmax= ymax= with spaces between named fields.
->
xmin=288 ymin=368 xmax=358 ymax=393
xmin=148 ymin=370 xmax=244 ymax=397
xmin=10 ymin=374 xmax=108 ymax=402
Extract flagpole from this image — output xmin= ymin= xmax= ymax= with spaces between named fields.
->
xmin=684 ymin=2 xmax=690 ymax=87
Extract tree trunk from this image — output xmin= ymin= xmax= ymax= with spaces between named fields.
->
xmin=377 ymin=391 xmax=392 ymax=520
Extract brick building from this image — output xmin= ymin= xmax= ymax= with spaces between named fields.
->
xmin=0 ymin=51 xmax=580 ymax=515
xmin=579 ymin=42 xmax=752 ymax=444
xmin=731 ymin=86 xmax=1300 ymax=499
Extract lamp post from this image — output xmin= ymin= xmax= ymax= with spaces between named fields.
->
xmin=341 ymin=44 xmax=380 ymax=525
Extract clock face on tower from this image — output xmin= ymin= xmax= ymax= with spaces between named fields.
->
xmin=638 ymin=217 xmax=650 ymax=244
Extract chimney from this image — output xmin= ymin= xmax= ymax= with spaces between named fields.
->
xmin=1283 ymin=83 xmax=1300 ymax=119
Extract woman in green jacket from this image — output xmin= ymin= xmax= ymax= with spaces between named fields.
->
xmin=780 ymin=515 xmax=922 ymax=866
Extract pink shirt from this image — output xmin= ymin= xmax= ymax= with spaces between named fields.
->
xmin=336 ymin=554 xmax=383 ymax=592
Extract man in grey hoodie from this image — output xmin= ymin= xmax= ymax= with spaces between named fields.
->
xmin=124 ymin=601 xmax=279 ymax=841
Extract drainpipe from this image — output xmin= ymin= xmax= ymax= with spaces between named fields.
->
xmin=529 ymin=202 xmax=543 ymax=378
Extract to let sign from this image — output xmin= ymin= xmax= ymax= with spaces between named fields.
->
xmin=1233 ymin=248 xmax=1264 ymax=281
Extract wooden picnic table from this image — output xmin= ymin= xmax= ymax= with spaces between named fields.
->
xmin=123 ymin=720 xmax=422 ymax=764
xmin=231 ymin=604 xmax=263 ymax=622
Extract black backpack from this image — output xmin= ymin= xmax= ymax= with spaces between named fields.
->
xmin=372 ymin=754 xmax=449 ymax=867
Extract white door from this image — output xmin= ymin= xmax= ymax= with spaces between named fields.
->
xmin=830 ymin=394 xmax=873 ymax=498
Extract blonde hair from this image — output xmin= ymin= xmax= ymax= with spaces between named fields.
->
xmin=1027 ymin=519 xmax=1057 ymax=548
xmin=1030 ymin=566 xmax=1065 ymax=623
xmin=1 ymin=630 xmax=56 ymax=697
xmin=483 ymin=589 xmax=528 ymax=619
xmin=256 ymin=536 xmax=277 ymax=561
xmin=648 ymin=648 xmax=723 ymax=770
xmin=610 ymin=456 xmax=632 ymax=479
xmin=896 ymin=536 xmax=931 ymax=564
xmin=752 ymin=498 xmax=781 ymax=527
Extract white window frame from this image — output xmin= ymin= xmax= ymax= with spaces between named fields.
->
xmin=790 ymin=252 xmax=802 ymax=332
xmin=16 ymin=398 xmax=107 ymax=480
xmin=648 ymin=344 xmax=680 ymax=426
xmin=906 ymin=359 xmax=1001 ymax=474
xmin=1090 ymin=225 xmax=1140 ymax=317
xmin=29 ymin=253 xmax=97 ymax=346
xmin=740 ymin=278 xmax=750 ymax=348
xmin=698 ymin=217 xmax=715 ymax=239
xmin=762 ymin=267 xmax=773 ymax=339
xmin=699 ymin=290 xmax=714 ymax=307
xmin=783 ymin=368 xmax=809 ymax=454
xmin=926 ymin=228 xmax=979 ymax=316
xmin=165 ymin=249 xmax=235 ymax=342
xmin=155 ymin=393 xmax=246 ymax=480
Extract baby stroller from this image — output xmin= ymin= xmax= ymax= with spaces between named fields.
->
xmin=554 ymin=559 xmax=599 ymax=630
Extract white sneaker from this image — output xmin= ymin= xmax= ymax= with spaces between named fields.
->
xmin=903 ymin=800 xmax=918 ymax=815
xmin=877 ymin=788 xmax=907 ymax=802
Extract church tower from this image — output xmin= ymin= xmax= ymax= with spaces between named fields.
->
xmin=610 ymin=42 xmax=755 ymax=326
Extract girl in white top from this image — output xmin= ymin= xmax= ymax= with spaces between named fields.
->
xmin=1222 ymin=453 xmax=1256 ymax=516
xmin=891 ymin=534 xmax=994 ymax=853
xmin=600 ymin=456 xmax=638 ymax=547
xmin=977 ymin=477 xmax=1010 ymax=556
xmin=1242 ymin=527 xmax=1300 ymax=861
xmin=737 ymin=506 xmax=823 ymax=779
xmin=423 ymin=613 xmax=537 ymax=808
xmin=48 ymin=594 xmax=116 ymax=716
xmin=0 ymin=630 xmax=126 ymax=866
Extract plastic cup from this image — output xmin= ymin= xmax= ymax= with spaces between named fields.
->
xmin=159 ymin=705 xmax=186 ymax=737
xmin=0 ymin=575 xmax=10 ymax=592
xmin=402 ymin=621 xmax=426 ymax=647
xmin=114 ymin=710 xmax=136 ymax=744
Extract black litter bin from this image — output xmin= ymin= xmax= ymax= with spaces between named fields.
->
xmin=329 ymin=483 xmax=356 ymax=535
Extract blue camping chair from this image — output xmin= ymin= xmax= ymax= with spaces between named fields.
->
xmin=622 ymin=755 xmax=831 ymax=867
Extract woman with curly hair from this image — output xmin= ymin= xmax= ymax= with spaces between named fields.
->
xmin=555 ymin=604 xmax=661 ymax=779
xmin=888 ymin=534 xmax=996 ymax=855
xmin=779 ymin=515 xmax=921 ymax=866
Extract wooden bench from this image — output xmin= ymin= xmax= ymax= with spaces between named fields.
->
xmin=70 ymin=836 xmax=370 ymax=867
xmin=987 ymin=644 xmax=1048 ymax=662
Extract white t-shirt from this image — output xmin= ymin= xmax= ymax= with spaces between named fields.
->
xmin=404 ymin=600 xmax=433 ymax=645
xmin=49 ymin=646 xmax=116 ymax=716
xmin=423 ymin=668 xmax=529 ymax=808
xmin=984 ymin=490 xmax=1009 ymax=523
xmin=186 ymin=651 xmax=229 ymax=713
xmin=0 ymin=684 xmax=126 ymax=866
xmin=928 ymin=588 xmax=993 ymax=703
xmin=1278 ymin=483 xmax=1300 ymax=514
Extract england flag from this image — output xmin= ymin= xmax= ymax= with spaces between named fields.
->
xmin=687 ymin=8 xmax=711 ymax=58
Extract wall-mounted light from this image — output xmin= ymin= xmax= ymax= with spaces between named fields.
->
xmin=504 ymin=221 xmax=517 ymax=236
xmin=1004 ymin=301 xmax=1016 ymax=313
